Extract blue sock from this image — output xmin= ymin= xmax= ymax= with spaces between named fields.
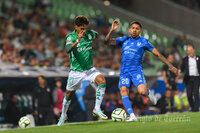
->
xmin=122 ymin=96 xmax=134 ymax=115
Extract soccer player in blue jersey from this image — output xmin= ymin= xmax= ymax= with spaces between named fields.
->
xmin=105 ymin=20 xmax=179 ymax=121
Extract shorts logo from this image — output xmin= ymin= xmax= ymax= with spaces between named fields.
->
xmin=137 ymin=74 xmax=141 ymax=80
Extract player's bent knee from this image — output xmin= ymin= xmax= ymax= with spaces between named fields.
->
xmin=138 ymin=88 xmax=147 ymax=96
xmin=120 ymin=87 xmax=129 ymax=96
xmin=95 ymin=75 xmax=106 ymax=85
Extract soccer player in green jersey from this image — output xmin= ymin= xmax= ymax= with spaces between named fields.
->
xmin=57 ymin=16 xmax=108 ymax=126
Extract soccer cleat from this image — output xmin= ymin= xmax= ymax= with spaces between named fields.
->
xmin=57 ymin=116 xmax=67 ymax=126
xmin=126 ymin=113 xmax=137 ymax=122
xmin=93 ymin=109 xmax=108 ymax=120
xmin=148 ymin=90 xmax=157 ymax=105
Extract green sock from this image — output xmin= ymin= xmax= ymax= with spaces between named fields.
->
xmin=61 ymin=96 xmax=71 ymax=118
xmin=94 ymin=84 xmax=106 ymax=110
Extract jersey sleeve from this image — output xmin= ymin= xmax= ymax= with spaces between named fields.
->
xmin=64 ymin=34 xmax=74 ymax=53
xmin=116 ymin=36 xmax=128 ymax=46
xmin=144 ymin=39 xmax=154 ymax=52
xmin=90 ymin=29 xmax=98 ymax=39
xmin=65 ymin=34 xmax=73 ymax=46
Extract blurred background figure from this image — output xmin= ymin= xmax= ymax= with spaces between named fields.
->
xmin=33 ymin=75 xmax=55 ymax=125
xmin=4 ymin=93 xmax=21 ymax=127
xmin=53 ymin=78 xmax=64 ymax=122
xmin=83 ymin=84 xmax=96 ymax=121
xmin=162 ymin=54 xmax=178 ymax=112
xmin=181 ymin=44 xmax=200 ymax=112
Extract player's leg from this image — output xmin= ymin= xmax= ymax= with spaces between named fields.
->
xmin=57 ymin=90 xmax=75 ymax=126
xmin=84 ymin=67 xmax=107 ymax=119
xmin=137 ymin=84 xmax=157 ymax=105
xmin=165 ymin=90 xmax=171 ymax=111
xmin=92 ymin=74 xmax=108 ymax=119
xmin=132 ymin=70 xmax=157 ymax=105
xmin=57 ymin=72 xmax=82 ymax=126
xmin=120 ymin=86 xmax=137 ymax=122
xmin=193 ymin=77 xmax=200 ymax=111
xmin=119 ymin=73 xmax=137 ymax=122
xmin=60 ymin=91 xmax=75 ymax=118
xmin=170 ymin=89 xmax=177 ymax=112
xmin=186 ymin=81 xmax=194 ymax=111
xmin=169 ymin=83 xmax=178 ymax=112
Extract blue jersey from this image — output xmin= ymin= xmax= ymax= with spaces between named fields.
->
xmin=116 ymin=36 xmax=154 ymax=74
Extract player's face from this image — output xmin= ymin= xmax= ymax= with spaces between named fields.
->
xmin=38 ymin=76 xmax=45 ymax=85
xmin=186 ymin=46 xmax=195 ymax=57
xmin=168 ymin=54 xmax=174 ymax=63
xmin=129 ymin=24 xmax=142 ymax=38
xmin=75 ymin=24 xmax=88 ymax=36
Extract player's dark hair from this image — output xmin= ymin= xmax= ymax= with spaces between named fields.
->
xmin=187 ymin=44 xmax=195 ymax=49
xmin=167 ymin=53 xmax=174 ymax=57
xmin=130 ymin=21 xmax=142 ymax=29
xmin=74 ymin=16 xmax=89 ymax=26
xmin=55 ymin=77 xmax=62 ymax=83
xmin=38 ymin=75 xmax=46 ymax=80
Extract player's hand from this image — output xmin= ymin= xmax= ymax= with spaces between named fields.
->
xmin=169 ymin=66 xmax=179 ymax=76
xmin=77 ymin=31 xmax=85 ymax=41
xmin=165 ymin=83 xmax=170 ymax=89
xmin=111 ymin=20 xmax=119 ymax=31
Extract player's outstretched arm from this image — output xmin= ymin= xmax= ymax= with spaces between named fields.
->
xmin=104 ymin=20 xmax=119 ymax=45
xmin=65 ymin=31 xmax=84 ymax=53
xmin=151 ymin=48 xmax=179 ymax=76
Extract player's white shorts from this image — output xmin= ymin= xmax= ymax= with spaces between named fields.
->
xmin=66 ymin=67 xmax=101 ymax=91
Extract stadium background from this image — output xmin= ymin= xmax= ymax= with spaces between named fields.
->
xmin=0 ymin=0 xmax=200 ymax=129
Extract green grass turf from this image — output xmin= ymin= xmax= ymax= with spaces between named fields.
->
xmin=1 ymin=112 xmax=200 ymax=133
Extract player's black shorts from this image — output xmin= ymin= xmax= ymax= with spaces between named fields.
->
xmin=166 ymin=82 xmax=177 ymax=91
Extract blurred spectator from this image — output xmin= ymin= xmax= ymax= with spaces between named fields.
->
xmin=4 ymin=93 xmax=21 ymax=127
xmin=20 ymin=42 xmax=36 ymax=65
xmin=143 ymin=54 xmax=155 ymax=68
xmin=52 ymin=78 xmax=64 ymax=121
xmin=55 ymin=52 xmax=64 ymax=66
xmin=83 ymin=84 xmax=96 ymax=121
xmin=172 ymin=35 xmax=184 ymax=50
xmin=30 ymin=57 xmax=40 ymax=68
xmin=169 ymin=45 xmax=182 ymax=64
xmin=33 ymin=75 xmax=55 ymax=125
xmin=34 ymin=42 xmax=46 ymax=62
xmin=1 ymin=52 xmax=8 ymax=63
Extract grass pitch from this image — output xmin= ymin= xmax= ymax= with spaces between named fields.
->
xmin=1 ymin=112 xmax=200 ymax=133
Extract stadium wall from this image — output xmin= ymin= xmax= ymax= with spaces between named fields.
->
xmin=78 ymin=0 xmax=200 ymax=49
xmin=131 ymin=0 xmax=200 ymax=39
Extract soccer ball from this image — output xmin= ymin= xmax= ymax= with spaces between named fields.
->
xmin=111 ymin=108 xmax=127 ymax=121
xmin=18 ymin=116 xmax=31 ymax=128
